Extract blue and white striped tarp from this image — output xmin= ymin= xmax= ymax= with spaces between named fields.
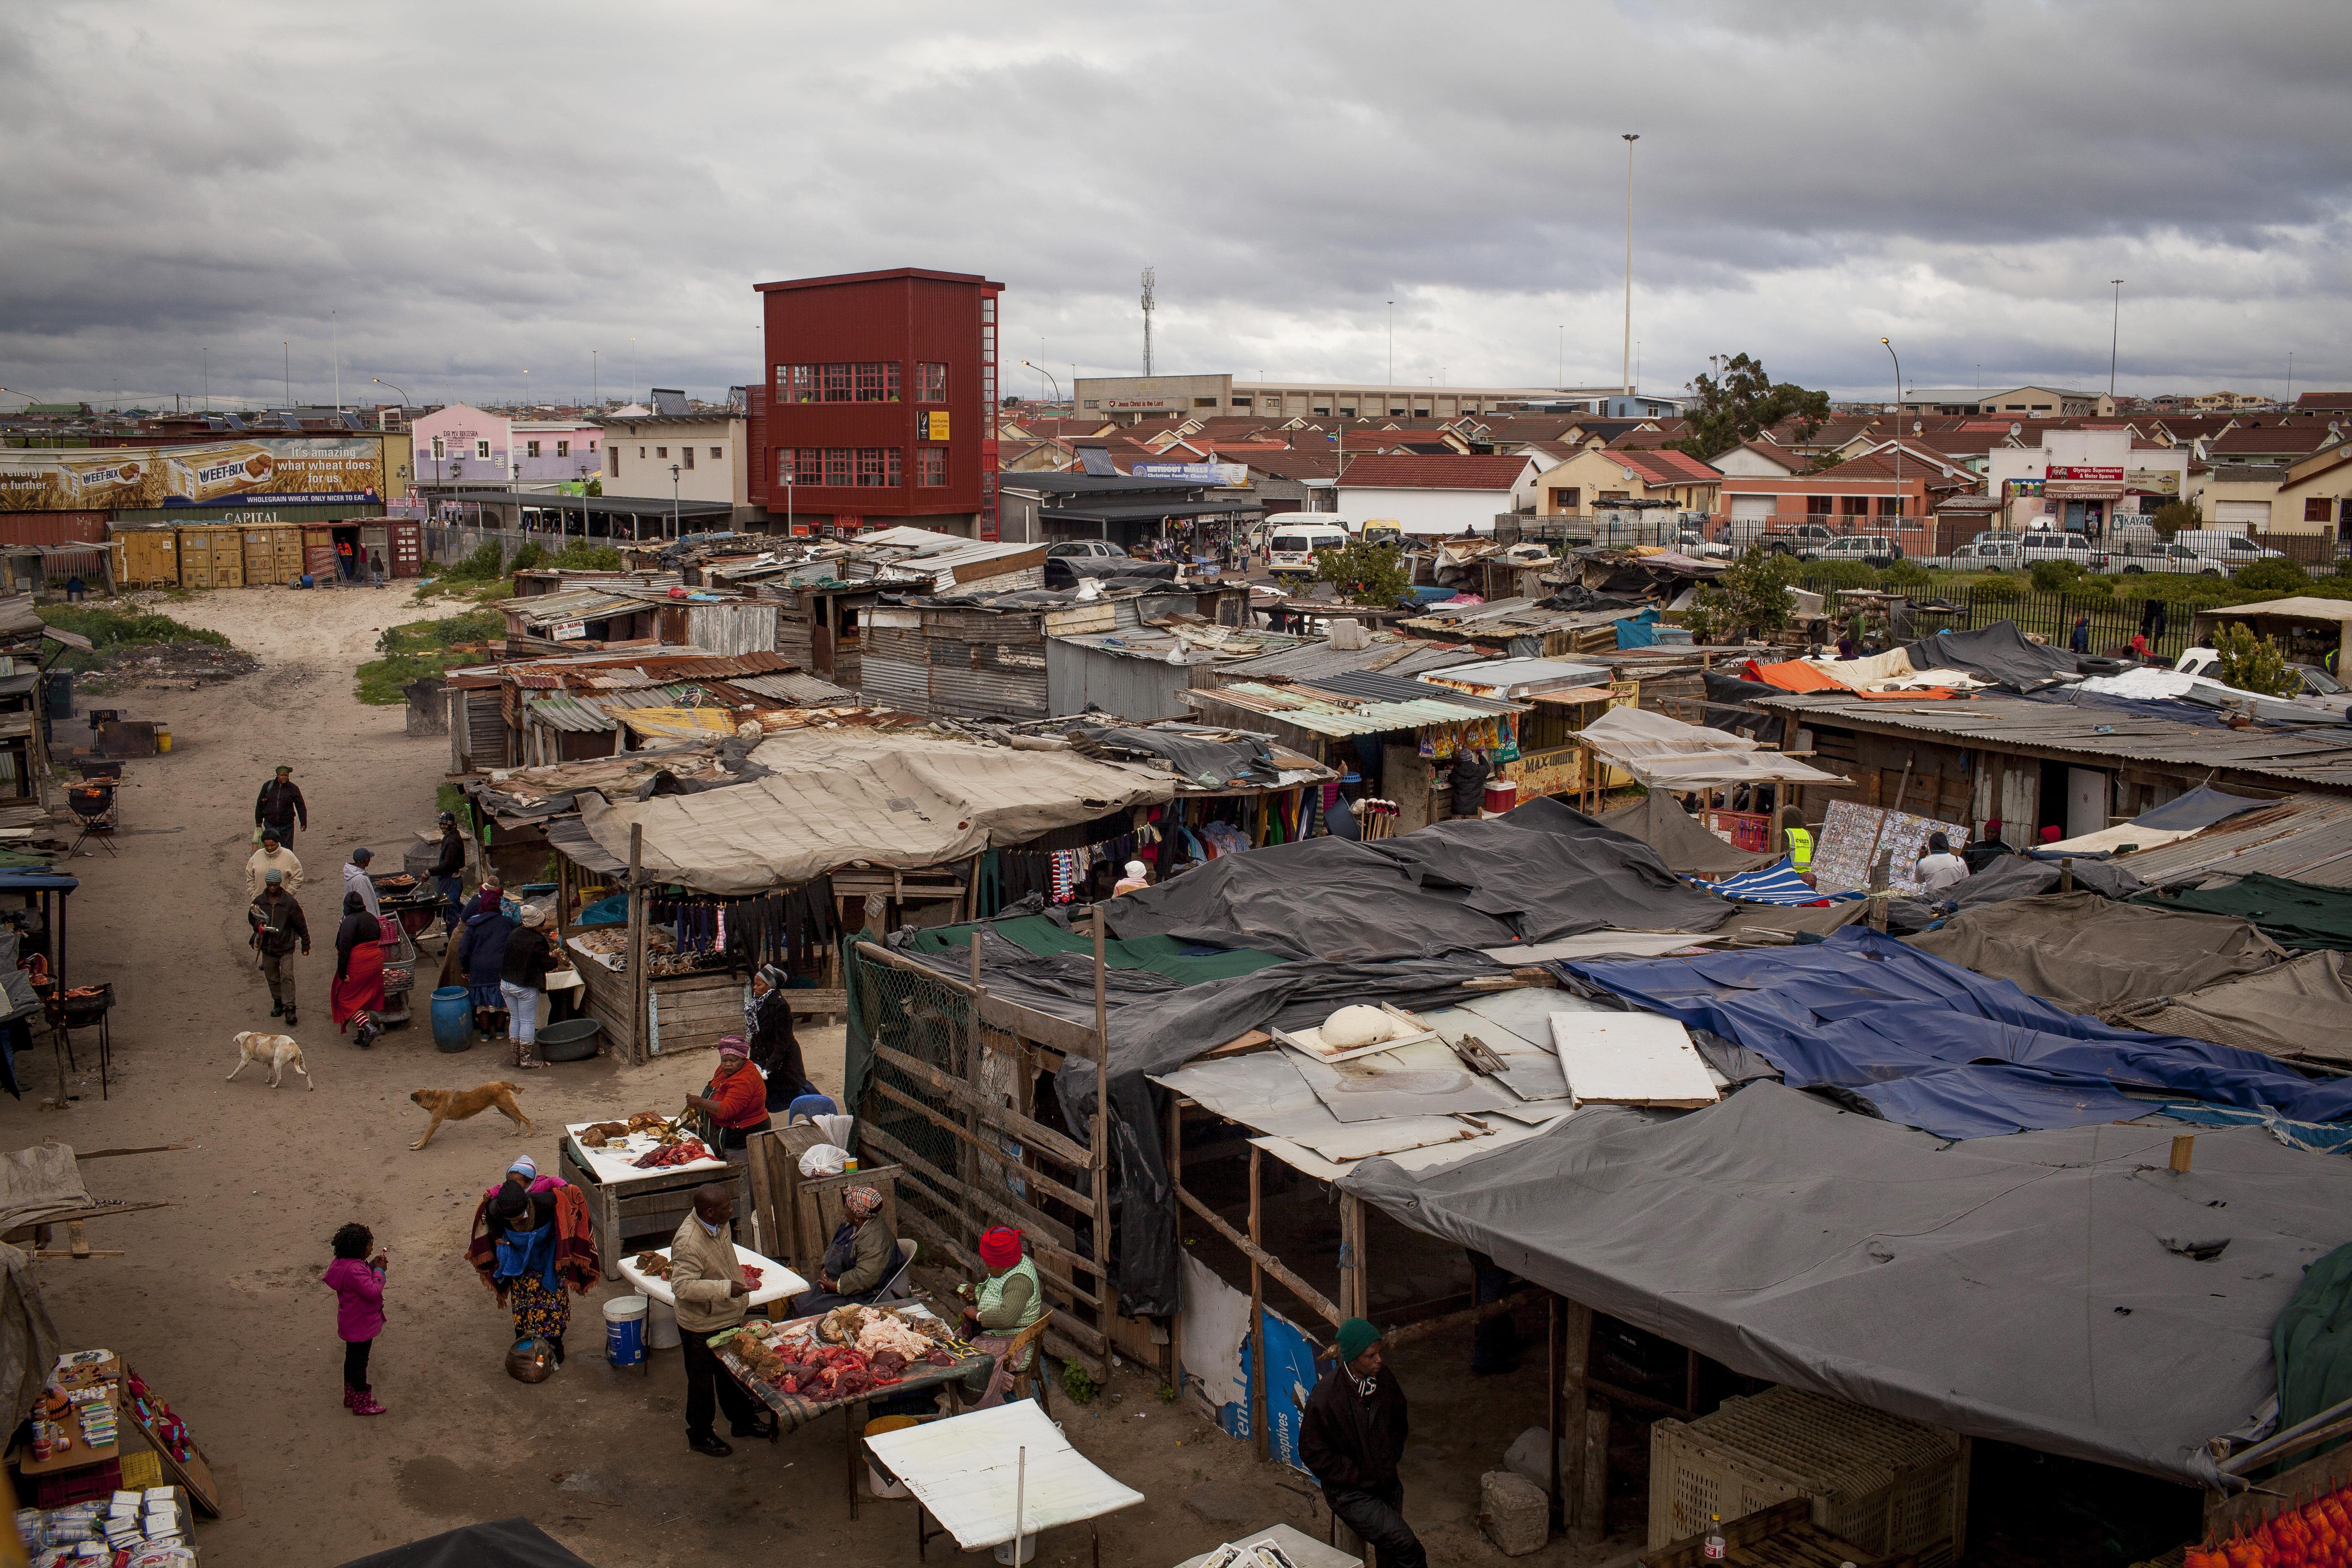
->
xmin=1689 ymin=857 xmax=1865 ymax=907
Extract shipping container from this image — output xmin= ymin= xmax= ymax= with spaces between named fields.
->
xmin=112 ymin=524 xmax=181 ymax=588
xmin=240 ymin=524 xmax=303 ymax=585
xmin=176 ymin=524 xmax=246 ymax=589
xmin=0 ymin=512 xmax=108 ymax=546
xmin=301 ymin=524 xmax=338 ymax=582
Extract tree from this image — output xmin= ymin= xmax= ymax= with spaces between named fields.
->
xmin=2148 ymin=499 xmax=2199 ymax=540
xmin=1685 ymin=547 xmax=1798 ymax=643
xmin=2211 ymin=621 xmax=2298 ymax=696
xmin=2029 ymin=558 xmax=2087 ymax=594
xmin=1669 ymin=353 xmax=1834 ymax=460
xmin=1312 ymin=539 xmax=1411 ymax=606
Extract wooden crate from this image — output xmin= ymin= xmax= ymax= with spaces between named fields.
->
xmin=1642 ymin=1497 xmax=1917 ymax=1567
xmin=558 ymin=1137 xmax=744 ymax=1271
xmin=1649 ymin=1387 xmax=1968 ymax=1568
xmin=648 ymin=970 xmax=748 ymax=1057
xmin=740 ymin=1127 xmax=902 ymax=1276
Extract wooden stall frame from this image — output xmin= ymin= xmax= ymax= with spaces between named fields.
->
xmin=848 ymin=930 xmax=1115 ymax=1381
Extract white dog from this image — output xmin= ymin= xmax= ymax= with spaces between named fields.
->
xmin=226 ymin=1030 xmax=312 ymax=1091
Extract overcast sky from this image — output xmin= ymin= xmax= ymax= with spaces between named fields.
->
xmin=6 ymin=1 xmax=2349 ymax=413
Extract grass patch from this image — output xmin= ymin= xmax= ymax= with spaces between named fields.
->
xmin=354 ymin=609 xmax=505 ymax=705
xmin=37 ymin=603 xmax=231 ymax=672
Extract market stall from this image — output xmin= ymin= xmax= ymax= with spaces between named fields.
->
xmin=714 ymin=1300 xmax=995 ymax=1519
xmin=557 ymin=1117 xmax=740 ymax=1269
xmin=864 ymin=1398 xmax=1146 ymax=1565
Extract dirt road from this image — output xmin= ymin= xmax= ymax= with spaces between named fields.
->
xmin=6 ymin=585 xmax=1454 ymax=1566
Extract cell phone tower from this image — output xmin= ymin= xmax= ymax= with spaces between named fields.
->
xmin=1140 ymin=268 xmax=1156 ymax=376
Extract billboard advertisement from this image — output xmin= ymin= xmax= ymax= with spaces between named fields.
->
xmin=0 ymin=438 xmax=387 ymax=511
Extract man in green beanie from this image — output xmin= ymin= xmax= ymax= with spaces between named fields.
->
xmin=1300 ymin=1317 xmax=1424 ymax=1567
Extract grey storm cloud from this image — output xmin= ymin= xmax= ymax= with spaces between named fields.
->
xmin=4 ymin=0 xmax=2349 ymax=411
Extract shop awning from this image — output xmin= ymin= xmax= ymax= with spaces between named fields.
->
xmin=1576 ymin=704 xmax=1848 ymax=789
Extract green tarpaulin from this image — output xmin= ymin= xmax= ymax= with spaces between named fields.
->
xmin=902 ymin=915 xmax=1287 ymax=987
xmin=2274 ymin=1241 xmax=2352 ymax=1462
xmin=2135 ymin=873 xmax=2352 ymax=952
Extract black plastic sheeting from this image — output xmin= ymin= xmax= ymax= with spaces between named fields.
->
xmin=335 ymin=1519 xmax=604 ymax=1568
xmin=1339 ymin=1083 xmax=2352 ymax=1483
xmin=1100 ymin=796 xmax=1733 ymax=962
xmin=1897 ymin=620 xmax=2083 ymax=691
xmin=1057 ymin=723 xmax=1284 ymax=788
xmin=2132 ymin=782 xmax=2275 ymax=833
xmin=1701 ymin=669 xmax=1782 ymax=739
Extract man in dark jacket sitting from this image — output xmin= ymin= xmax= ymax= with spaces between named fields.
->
xmin=1301 ymin=1318 xmax=1424 ymax=1568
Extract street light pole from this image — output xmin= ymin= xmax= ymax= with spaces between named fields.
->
xmin=1021 ymin=361 xmax=1062 ymax=404
xmin=1386 ymin=300 xmax=1394 ymax=416
xmin=2109 ymin=279 xmax=2123 ymax=399
xmin=1880 ymin=337 xmax=1903 ymax=538
xmin=670 ymin=463 xmax=680 ymax=540
xmin=1621 ymin=134 xmax=1640 ymax=399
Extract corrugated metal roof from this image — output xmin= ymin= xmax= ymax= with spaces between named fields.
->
xmin=2119 ymin=792 xmax=2352 ymax=887
xmin=1217 ymin=636 xmax=1492 ymax=681
xmin=1189 ymin=678 xmax=1522 ymax=737
xmin=525 ymin=695 xmax=618 ymax=733
xmin=1758 ymin=691 xmax=2352 ymax=789
xmin=1303 ymin=669 xmax=1528 ymax=714
xmin=1416 ymin=655 xmax=1613 ymax=695
xmin=729 ymin=671 xmax=859 ymax=705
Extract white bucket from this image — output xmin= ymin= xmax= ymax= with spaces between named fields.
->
xmin=867 ymin=1461 xmax=910 ymax=1500
xmin=646 ymin=1298 xmax=683 ymax=1351
xmin=992 ymin=1535 xmax=1036 ymax=1565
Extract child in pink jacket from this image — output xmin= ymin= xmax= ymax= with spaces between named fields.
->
xmin=322 ymin=1222 xmax=388 ymax=1416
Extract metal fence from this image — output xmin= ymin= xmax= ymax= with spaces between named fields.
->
xmin=1955 ymin=588 xmax=2193 ymax=661
xmin=422 ymin=524 xmax=538 ymax=567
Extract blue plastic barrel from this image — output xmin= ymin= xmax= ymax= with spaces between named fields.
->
xmin=604 ymin=1296 xmax=647 ymax=1367
xmin=430 ymin=986 xmax=473 ymax=1053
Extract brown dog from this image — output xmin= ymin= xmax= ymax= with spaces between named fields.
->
xmin=409 ymin=1082 xmax=530 ymax=1150
xmin=227 ymin=1031 xmax=312 ymax=1091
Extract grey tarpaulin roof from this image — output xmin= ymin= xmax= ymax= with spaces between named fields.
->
xmin=578 ymin=731 xmax=1176 ymax=895
xmin=1599 ymin=792 xmax=1778 ymax=877
xmin=1906 ymin=890 xmax=2283 ymax=1019
xmin=2110 ymin=949 xmax=2352 ymax=1066
xmin=1102 ymin=795 xmax=1733 ymax=961
xmin=1340 ymin=1081 xmax=2352 ymax=1483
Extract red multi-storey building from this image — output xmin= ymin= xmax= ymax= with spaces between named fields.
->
xmin=748 ymin=267 xmax=1003 ymax=539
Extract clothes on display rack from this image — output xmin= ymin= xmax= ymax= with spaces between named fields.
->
xmin=719 ymin=878 xmax=839 ymax=975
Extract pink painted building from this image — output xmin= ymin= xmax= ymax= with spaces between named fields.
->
xmin=410 ymin=403 xmax=602 ymax=488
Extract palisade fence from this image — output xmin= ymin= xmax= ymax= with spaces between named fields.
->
xmin=422 ymin=524 xmax=539 ymax=568
xmin=1796 ymin=565 xmax=2202 ymax=660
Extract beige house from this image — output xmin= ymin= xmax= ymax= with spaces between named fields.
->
xmin=1535 ymin=445 xmax=1722 ymax=516
xmin=597 ymin=411 xmax=755 ymax=523
xmin=2274 ymin=449 xmax=2352 ymax=536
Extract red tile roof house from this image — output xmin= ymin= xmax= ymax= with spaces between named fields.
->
xmin=1334 ymin=453 xmax=1542 ymax=536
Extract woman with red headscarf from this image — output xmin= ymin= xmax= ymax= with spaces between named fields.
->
xmin=959 ymin=1225 xmax=1045 ymax=1407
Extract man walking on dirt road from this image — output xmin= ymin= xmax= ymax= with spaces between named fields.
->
xmin=248 ymin=869 xmax=311 ymax=1025
xmin=255 ymin=764 xmax=308 ymax=848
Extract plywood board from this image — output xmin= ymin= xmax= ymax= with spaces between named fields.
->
xmin=1548 ymin=1011 xmax=1719 ymax=1109
xmin=863 ymin=1398 xmax=1144 ymax=1550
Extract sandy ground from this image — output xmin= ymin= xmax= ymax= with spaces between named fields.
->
xmin=5 ymin=586 xmax=1615 ymax=1566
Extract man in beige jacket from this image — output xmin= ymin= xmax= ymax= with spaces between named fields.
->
xmin=668 ymin=1184 xmax=774 ymax=1457
xmin=244 ymin=830 xmax=302 ymax=899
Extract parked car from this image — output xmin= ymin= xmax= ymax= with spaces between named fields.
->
xmin=1933 ymin=536 xmax=2022 ymax=571
xmin=2175 ymin=646 xmax=2352 ymax=712
xmin=1045 ymin=539 xmax=1129 ymax=560
xmin=2106 ymin=541 xmax=2209 ymax=575
xmin=1675 ymin=530 xmax=1732 ymax=560
xmin=2175 ymin=530 xmax=2285 ymax=573
xmin=1266 ymin=521 xmax=1352 ymax=576
xmin=1761 ymin=522 xmax=1837 ymax=558
xmin=1815 ymin=533 xmax=1902 ymax=568
xmin=2018 ymin=530 xmax=2108 ymax=571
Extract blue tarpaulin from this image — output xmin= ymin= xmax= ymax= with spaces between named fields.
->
xmin=1562 ymin=928 xmax=2352 ymax=1139
xmin=1614 ymin=607 xmax=1661 ymax=648
xmin=1690 ymin=857 xmax=1864 ymax=907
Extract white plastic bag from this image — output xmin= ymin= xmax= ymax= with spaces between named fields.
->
xmin=797 ymin=1143 xmax=849 ymax=1178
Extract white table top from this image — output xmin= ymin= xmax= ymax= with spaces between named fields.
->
xmin=1174 ymin=1524 xmax=1362 ymax=1568
xmin=862 ymin=1399 xmax=1144 ymax=1550
xmin=614 ymin=1241 xmax=806 ymax=1310
xmin=564 ymin=1122 xmax=728 ymax=1185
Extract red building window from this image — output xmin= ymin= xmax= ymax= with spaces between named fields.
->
xmin=852 ymin=362 xmax=901 ymax=403
xmin=918 ymin=363 xmax=948 ymax=403
xmin=820 ymin=364 xmax=854 ymax=403
xmin=776 ymin=365 xmax=816 ymax=403
xmin=792 ymin=448 xmax=822 ymax=485
xmin=852 ymin=447 xmax=902 ymax=487
xmin=917 ymin=446 xmax=947 ymax=487
xmin=822 ymin=447 xmax=853 ymax=486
